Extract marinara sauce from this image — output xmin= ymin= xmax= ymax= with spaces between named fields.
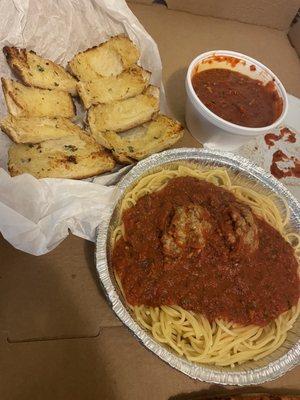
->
xmin=112 ymin=177 xmax=299 ymax=326
xmin=192 ymin=68 xmax=283 ymax=128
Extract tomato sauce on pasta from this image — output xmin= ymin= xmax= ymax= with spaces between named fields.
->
xmin=113 ymin=176 xmax=299 ymax=326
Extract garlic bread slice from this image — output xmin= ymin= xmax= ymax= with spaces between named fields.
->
xmin=112 ymin=152 xmax=135 ymax=165
xmin=0 ymin=115 xmax=83 ymax=144
xmin=77 ymin=66 xmax=151 ymax=108
xmin=88 ymin=85 xmax=159 ymax=134
xmin=8 ymin=130 xmax=115 ymax=179
xmin=68 ymin=35 xmax=139 ymax=81
xmin=3 ymin=47 xmax=77 ymax=95
xmin=102 ymin=115 xmax=184 ymax=162
xmin=1 ymin=78 xmax=75 ymax=118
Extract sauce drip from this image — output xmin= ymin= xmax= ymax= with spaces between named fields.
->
xmin=265 ymin=127 xmax=297 ymax=148
xmin=270 ymin=150 xmax=300 ymax=179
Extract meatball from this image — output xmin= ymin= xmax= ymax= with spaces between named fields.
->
xmin=162 ymin=204 xmax=212 ymax=258
xmin=220 ymin=203 xmax=259 ymax=253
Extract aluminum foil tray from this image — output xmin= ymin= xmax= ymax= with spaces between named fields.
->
xmin=95 ymin=148 xmax=300 ymax=385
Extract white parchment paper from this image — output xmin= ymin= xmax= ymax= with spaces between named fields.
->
xmin=238 ymin=94 xmax=300 ymax=200
xmin=0 ymin=0 xmax=166 ymax=255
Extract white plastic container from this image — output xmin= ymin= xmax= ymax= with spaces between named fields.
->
xmin=185 ymin=50 xmax=288 ymax=150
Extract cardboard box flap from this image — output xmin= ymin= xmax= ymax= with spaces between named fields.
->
xmin=166 ymin=0 xmax=300 ymax=31
xmin=1 ymin=327 xmax=300 ymax=400
xmin=0 ymin=235 xmax=121 ymax=342
xmin=2 ymin=0 xmax=300 ymax=343
xmin=1 ymin=2 xmax=300 ymax=397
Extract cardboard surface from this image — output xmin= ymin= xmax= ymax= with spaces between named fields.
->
xmin=166 ymin=0 xmax=300 ymax=31
xmin=2 ymin=326 xmax=300 ymax=400
xmin=1 ymin=2 xmax=300 ymax=399
xmin=0 ymin=235 xmax=122 ymax=342
xmin=129 ymin=2 xmax=300 ymax=125
xmin=289 ymin=18 xmax=300 ymax=57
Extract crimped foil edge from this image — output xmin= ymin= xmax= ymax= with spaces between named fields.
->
xmin=95 ymin=148 xmax=300 ymax=385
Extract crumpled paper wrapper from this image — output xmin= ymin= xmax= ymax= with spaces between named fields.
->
xmin=0 ymin=0 xmax=166 ymax=255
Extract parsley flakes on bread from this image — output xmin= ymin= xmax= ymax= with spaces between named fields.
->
xmin=101 ymin=115 xmax=184 ymax=163
xmin=77 ymin=65 xmax=151 ymax=108
xmin=1 ymin=116 xmax=86 ymax=144
xmin=1 ymin=35 xmax=183 ymax=179
xmin=3 ymin=46 xmax=77 ymax=95
xmin=8 ymin=127 xmax=115 ymax=179
xmin=1 ymin=78 xmax=75 ymax=118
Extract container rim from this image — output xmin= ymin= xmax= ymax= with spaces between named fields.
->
xmin=186 ymin=50 xmax=288 ymax=135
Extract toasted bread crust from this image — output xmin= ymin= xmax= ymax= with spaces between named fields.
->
xmin=1 ymin=77 xmax=24 ymax=115
xmin=0 ymin=122 xmax=15 ymax=142
xmin=0 ymin=115 xmax=83 ymax=144
xmin=8 ymin=129 xmax=115 ymax=179
xmin=88 ymin=130 xmax=112 ymax=148
xmin=111 ymin=151 xmax=135 ymax=165
xmin=2 ymin=36 xmax=183 ymax=178
xmin=88 ymin=85 xmax=160 ymax=134
xmin=77 ymin=65 xmax=151 ymax=108
xmin=3 ymin=47 xmax=77 ymax=95
xmin=68 ymin=35 xmax=140 ymax=81
xmin=100 ymin=114 xmax=184 ymax=163
xmin=1 ymin=78 xmax=75 ymax=118
xmin=3 ymin=47 xmax=28 ymax=84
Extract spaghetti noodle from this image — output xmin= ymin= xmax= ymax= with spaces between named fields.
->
xmin=111 ymin=164 xmax=300 ymax=367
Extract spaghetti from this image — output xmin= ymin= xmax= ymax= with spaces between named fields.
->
xmin=111 ymin=164 xmax=300 ymax=367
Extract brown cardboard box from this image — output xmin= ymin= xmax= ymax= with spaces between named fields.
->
xmin=289 ymin=17 xmax=300 ymax=57
xmin=1 ymin=2 xmax=300 ymax=399
xmin=166 ymin=0 xmax=300 ymax=30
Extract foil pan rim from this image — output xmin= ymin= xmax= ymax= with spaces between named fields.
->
xmin=95 ymin=148 xmax=300 ymax=385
